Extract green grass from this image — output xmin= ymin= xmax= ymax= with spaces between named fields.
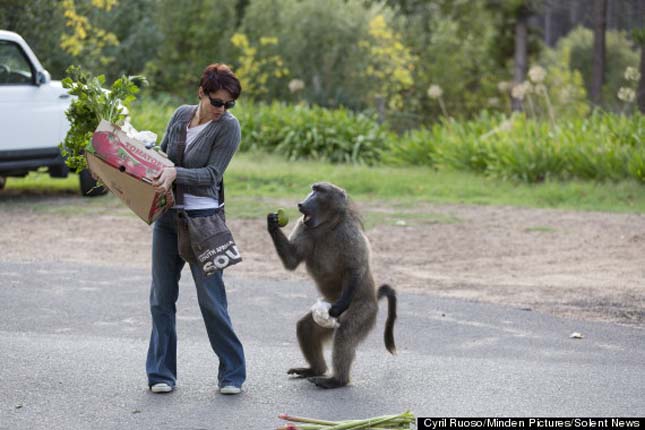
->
xmin=4 ymin=152 xmax=644 ymax=220
xmin=225 ymin=152 xmax=645 ymax=213
xmin=3 ymin=170 xmax=80 ymax=193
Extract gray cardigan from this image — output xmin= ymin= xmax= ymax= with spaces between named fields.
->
xmin=159 ymin=104 xmax=241 ymax=199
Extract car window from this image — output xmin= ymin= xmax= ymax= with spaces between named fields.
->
xmin=0 ymin=41 xmax=35 ymax=85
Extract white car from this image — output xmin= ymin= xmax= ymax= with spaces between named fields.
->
xmin=0 ymin=30 xmax=104 ymax=196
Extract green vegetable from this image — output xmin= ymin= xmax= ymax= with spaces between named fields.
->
xmin=59 ymin=65 xmax=147 ymax=173
xmin=277 ymin=208 xmax=289 ymax=227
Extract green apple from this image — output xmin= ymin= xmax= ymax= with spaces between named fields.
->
xmin=277 ymin=208 xmax=289 ymax=227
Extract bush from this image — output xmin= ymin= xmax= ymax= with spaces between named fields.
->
xmin=129 ymin=96 xmax=645 ymax=184
xmin=236 ymin=102 xmax=393 ymax=165
xmin=543 ymin=27 xmax=640 ymax=110
xmin=388 ymin=111 xmax=645 ymax=183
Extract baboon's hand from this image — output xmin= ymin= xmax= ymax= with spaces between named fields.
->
xmin=267 ymin=212 xmax=280 ymax=231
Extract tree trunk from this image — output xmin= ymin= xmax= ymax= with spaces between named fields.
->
xmin=590 ymin=0 xmax=607 ymax=106
xmin=512 ymin=7 xmax=529 ymax=112
xmin=544 ymin=0 xmax=553 ymax=47
xmin=638 ymin=44 xmax=645 ymax=114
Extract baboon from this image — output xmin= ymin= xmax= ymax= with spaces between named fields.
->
xmin=267 ymin=182 xmax=397 ymax=389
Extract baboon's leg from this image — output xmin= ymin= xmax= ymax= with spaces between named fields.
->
xmin=309 ymin=304 xmax=377 ymax=389
xmin=288 ymin=312 xmax=333 ymax=378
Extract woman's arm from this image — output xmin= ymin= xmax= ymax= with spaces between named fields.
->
xmin=159 ymin=107 xmax=183 ymax=153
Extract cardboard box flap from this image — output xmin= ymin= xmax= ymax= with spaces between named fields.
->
xmin=89 ymin=119 xmax=174 ymax=183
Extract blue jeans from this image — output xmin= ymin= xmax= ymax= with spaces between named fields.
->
xmin=146 ymin=209 xmax=246 ymax=388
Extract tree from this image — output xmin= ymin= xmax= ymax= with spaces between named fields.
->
xmin=145 ymin=0 xmax=238 ymax=96
xmin=590 ymin=0 xmax=607 ymax=106
xmin=485 ymin=0 xmax=543 ymax=112
xmin=512 ymin=2 xmax=530 ymax=111
xmin=359 ymin=14 xmax=416 ymax=118
xmin=239 ymin=0 xmax=379 ymax=108
xmin=0 ymin=0 xmax=71 ymax=78
xmin=634 ymin=29 xmax=645 ymax=113
xmin=59 ymin=0 xmax=120 ymax=70
xmin=100 ymin=0 xmax=161 ymax=81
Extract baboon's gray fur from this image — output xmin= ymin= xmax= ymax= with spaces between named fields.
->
xmin=267 ymin=182 xmax=397 ymax=389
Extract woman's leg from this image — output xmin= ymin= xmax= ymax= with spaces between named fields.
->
xmin=146 ymin=211 xmax=185 ymax=387
xmin=191 ymin=267 xmax=246 ymax=388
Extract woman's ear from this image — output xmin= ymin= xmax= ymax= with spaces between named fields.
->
xmin=197 ymin=86 xmax=204 ymax=98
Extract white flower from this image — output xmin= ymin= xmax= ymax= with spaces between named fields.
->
xmin=487 ymin=97 xmax=500 ymax=107
xmin=511 ymin=82 xmax=531 ymax=100
xmin=617 ymin=87 xmax=636 ymax=103
xmin=559 ymin=87 xmax=572 ymax=104
xmin=624 ymin=67 xmax=641 ymax=82
xmin=288 ymin=79 xmax=305 ymax=93
xmin=427 ymin=84 xmax=443 ymax=99
xmin=528 ymin=65 xmax=546 ymax=83
xmin=497 ymin=81 xmax=511 ymax=93
xmin=498 ymin=119 xmax=514 ymax=132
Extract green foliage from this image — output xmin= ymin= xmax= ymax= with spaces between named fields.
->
xmin=100 ymin=0 xmax=162 ymax=80
xmin=59 ymin=0 xmax=119 ymax=68
xmin=239 ymin=0 xmax=379 ymax=108
xmin=0 ymin=0 xmax=72 ymax=79
xmin=383 ymin=127 xmax=441 ymax=167
xmin=633 ymin=29 xmax=645 ymax=46
xmin=235 ymin=102 xmax=393 ymax=164
xmin=487 ymin=119 xmax=567 ymax=182
xmin=546 ymin=27 xmax=639 ymax=109
xmin=400 ymin=2 xmax=503 ymax=120
xmin=59 ymin=65 xmax=146 ymax=172
xmin=129 ymin=95 xmax=645 ymax=184
xmin=143 ymin=0 xmax=238 ymax=95
xmin=127 ymin=93 xmax=181 ymax=138
xmin=628 ymin=145 xmax=645 ymax=182
xmin=389 ymin=111 xmax=645 ymax=183
xmin=484 ymin=0 xmax=543 ymax=71
xmin=229 ymin=33 xmax=289 ymax=100
xmin=359 ymin=14 xmax=417 ymax=110
xmin=541 ymin=62 xmax=589 ymax=119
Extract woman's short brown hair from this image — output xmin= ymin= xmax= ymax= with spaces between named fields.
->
xmin=199 ymin=63 xmax=242 ymax=100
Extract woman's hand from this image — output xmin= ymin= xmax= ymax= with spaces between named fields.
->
xmin=153 ymin=167 xmax=177 ymax=193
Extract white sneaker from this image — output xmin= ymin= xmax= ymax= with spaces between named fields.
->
xmin=150 ymin=383 xmax=173 ymax=393
xmin=219 ymin=385 xmax=241 ymax=395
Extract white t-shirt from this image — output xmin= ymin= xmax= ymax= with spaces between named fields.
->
xmin=177 ymin=121 xmax=220 ymax=210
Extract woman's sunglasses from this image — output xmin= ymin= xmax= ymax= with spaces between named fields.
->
xmin=208 ymin=95 xmax=236 ymax=109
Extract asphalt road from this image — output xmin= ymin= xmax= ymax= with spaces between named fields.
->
xmin=1 ymin=261 xmax=644 ymax=429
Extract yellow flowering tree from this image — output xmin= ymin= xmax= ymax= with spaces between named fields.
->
xmin=359 ymin=15 xmax=417 ymax=111
xmin=230 ymin=32 xmax=289 ymax=100
xmin=60 ymin=0 xmax=119 ymax=67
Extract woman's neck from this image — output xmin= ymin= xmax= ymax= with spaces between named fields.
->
xmin=192 ymin=106 xmax=213 ymax=126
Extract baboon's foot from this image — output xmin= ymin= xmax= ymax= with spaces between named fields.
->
xmin=287 ymin=367 xmax=325 ymax=378
xmin=307 ymin=376 xmax=347 ymax=389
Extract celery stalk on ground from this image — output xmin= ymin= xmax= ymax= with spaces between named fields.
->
xmin=276 ymin=411 xmax=414 ymax=430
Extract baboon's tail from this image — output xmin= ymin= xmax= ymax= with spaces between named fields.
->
xmin=377 ymin=284 xmax=397 ymax=355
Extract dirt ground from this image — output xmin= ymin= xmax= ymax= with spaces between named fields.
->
xmin=1 ymin=192 xmax=644 ymax=328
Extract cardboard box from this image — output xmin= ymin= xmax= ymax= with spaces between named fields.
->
xmin=86 ymin=120 xmax=175 ymax=224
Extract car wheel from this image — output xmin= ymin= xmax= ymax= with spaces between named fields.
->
xmin=79 ymin=169 xmax=107 ymax=197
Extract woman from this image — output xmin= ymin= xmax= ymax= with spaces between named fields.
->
xmin=146 ymin=64 xmax=245 ymax=395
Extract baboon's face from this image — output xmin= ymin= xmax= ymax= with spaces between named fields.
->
xmin=298 ymin=182 xmax=347 ymax=228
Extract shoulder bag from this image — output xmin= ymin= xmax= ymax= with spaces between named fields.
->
xmin=175 ymin=117 xmax=242 ymax=275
